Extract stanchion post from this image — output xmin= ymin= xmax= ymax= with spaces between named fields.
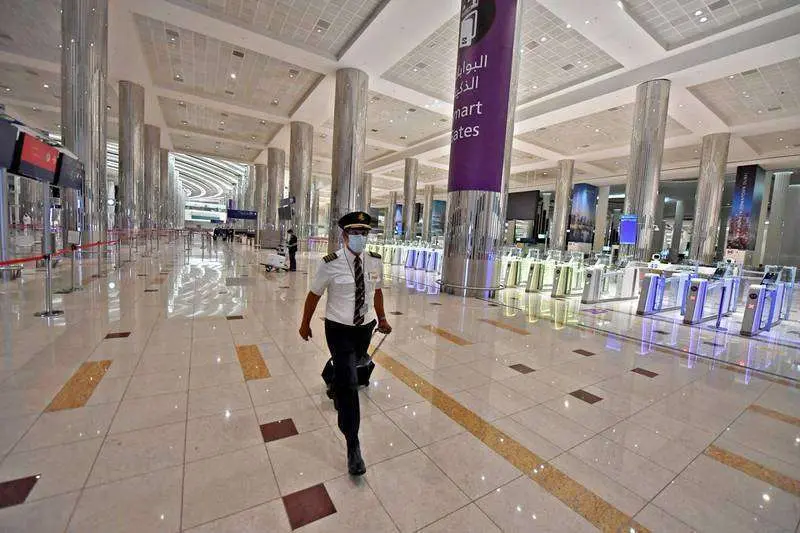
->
xmin=115 ymin=238 xmax=121 ymax=269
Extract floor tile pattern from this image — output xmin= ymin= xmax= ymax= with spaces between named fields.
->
xmin=281 ymin=483 xmax=337 ymax=530
xmin=46 ymin=360 xmax=112 ymax=411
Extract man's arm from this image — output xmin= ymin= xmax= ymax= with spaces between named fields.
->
xmin=374 ymin=289 xmax=392 ymax=334
xmin=299 ymin=292 xmax=322 ymax=340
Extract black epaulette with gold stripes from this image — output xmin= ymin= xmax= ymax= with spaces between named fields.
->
xmin=368 ymin=251 xmax=382 ymax=259
xmin=322 ymin=253 xmax=339 ymax=264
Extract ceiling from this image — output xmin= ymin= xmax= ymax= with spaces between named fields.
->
xmin=0 ymin=0 xmax=798 ymax=203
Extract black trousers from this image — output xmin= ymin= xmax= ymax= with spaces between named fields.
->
xmin=288 ymin=249 xmax=297 ymax=271
xmin=324 ymin=319 xmax=375 ymax=446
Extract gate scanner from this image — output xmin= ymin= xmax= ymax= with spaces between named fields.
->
xmin=636 ymin=271 xmax=692 ymax=316
xmin=683 ymin=266 xmax=740 ymax=325
xmin=740 ymin=268 xmax=794 ymax=336
xmin=582 ymin=262 xmax=640 ymax=304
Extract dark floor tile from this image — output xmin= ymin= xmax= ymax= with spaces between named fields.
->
xmin=279 ymin=286 xmax=291 ymax=289
xmin=509 ymin=363 xmax=535 ymax=374
xmin=704 ymin=341 xmax=723 ymax=348
xmin=569 ymin=389 xmax=603 ymax=405
xmin=144 ymin=289 xmax=158 ymax=293
xmin=389 ymin=311 xmax=403 ymax=316
xmin=226 ymin=315 xmax=244 ymax=321
xmin=282 ymin=483 xmax=336 ymax=530
xmin=654 ymin=329 xmax=670 ymax=335
xmin=0 ymin=475 xmax=39 ymax=509
xmin=573 ymin=349 xmax=595 ymax=357
xmin=430 ymin=303 xmax=442 ymax=306
xmin=631 ymin=367 xmax=659 ymax=378
xmin=105 ymin=332 xmax=131 ymax=339
xmin=260 ymin=419 xmax=299 ymax=443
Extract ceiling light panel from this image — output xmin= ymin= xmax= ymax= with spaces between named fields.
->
xmin=517 ymin=104 xmax=691 ymax=155
xmin=0 ymin=0 xmax=61 ymax=63
xmin=173 ymin=151 xmax=251 ymax=201
xmin=367 ymin=91 xmax=450 ymax=146
xmin=171 ymin=133 xmax=261 ymax=163
xmin=383 ymin=164 xmax=449 ymax=184
xmin=5 ymin=104 xmax=61 ymax=137
xmin=0 ymin=61 xmax=63 ymax=107
xmin=431 ymin=148 xmax=545 ymax=166
xmin=688 ymin=57 xmax=800 ymax=126
xmin=509 ymin=168 xmax=560 ymax=189
xmin=623 ymin=0 xmax=797 ymax=50
xmin=383 ymin=1 xmax=621 ymax=105
xmin=163 ymin=0 xmax=386 ymax=57
xmin=134 ymin=14 xmax=323 ymax=115
xmin=159 ymin=96 xmax=281 ymax=145
xmin=371 ymin=176 xmax=400 ymax=190
xmin=742 ymin=128 xmax=800 ymax=155
xmin=590 ymin=144 xmax=703 ymax=173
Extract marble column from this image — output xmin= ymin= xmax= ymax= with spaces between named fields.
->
xmin=361 ymin=172 xmax=372 ymax=212
xmin=289 ymin=121 xmax=313 ymax=238
xmin=669 ymin=199 xmax=685 ymax=259
xmin=650 ymin=193 xmax=667 ymax=255
xmin=328 ymin=68 xmax=368 ymax=253
xmin=266 ymin=147 xmax=285 ymax=232
xmin=689 ymin=132 xmax=731 ymax=264
xmin=310 ymin=180 xmax=320 ymax=237
xmin=593 ymin=185 xmax=609 ymax=252
xmin=402 ymin=158 xmax=418 ymax=241
xmin=551 ymin=160 xmax=573 ymax=250
xmin=254 ymin=163 xmax=267 ymax=236
xmin=117 ymin=81 xmax=145 ymax=248
xmin=159 ymin=149 xmax=170 ymax=230
xmin=384 ymin=191 xmax=398 ymax=240
xmin=422 ymin=184 xmax=435 ymax=242
xmin=143 ymin=124 xmax=160 ymax=248
xmin=763 ymin=171 xmax=792 ymax=265
xmin=441 ymin=0 xmax=522 ymax=297
xmin=61 ymin=0 xmax=108 ymax=249
xmin=623 ymin=79 xmax=671 ymax=260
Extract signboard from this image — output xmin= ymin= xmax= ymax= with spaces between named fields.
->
xmin=55 ymin=153 xmax=84 ymax=190
xmin=431 ymin=200 xmax=447 ymax=235
xmin=280 ymin=196 xmax=296 ymax=207
xmin=567 ymin=184 xmax=598 ymax=244
xmin=12 ymin=133 xmax=59 ymax=183
xmin=726 ymin=164 xmax=765 ymax=251
xmin=619 ymin=215 xmax=638 ymax=245
xmin=0 ymin=119 xmax=17 ymax=169
xmin=226 ymin=209 xmax=257 ymax=220
xmin=447 ymin=0 xmax=519 ymax=192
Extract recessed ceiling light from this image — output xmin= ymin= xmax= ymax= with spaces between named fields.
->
xmin=181 ymin=120 xmax=188 ymax=125
xmin=271 ymin=99 xmax=279 ymax=106
xmin=371 ymin=128 xmax=379 ymax=132
xmin=728 ymin=75 xmax=735 ymax=79
xmin=412 ymin=67 xmax=419 ymax=72
xmin=178 ymin=100 xmax=185 ymax=106
xmin=42 ymin=83 xmax=49 ymax=88
xmin=399 ymin=135 xmax=407 ymax=140
xmin=539 ymin=36 xmax=547 ymax=42
xmin=32 ymin=106 xmax=39 ymax=111
xmin=778 ymin=137 xmax=783 ymax=141
xmin=319 ymin=133 xmax=327 ymax=139
xmin=174 ymin=74 xmax=183 ymax=82
xmin=594 ymin=128 xmax=600 ymax=133
xmin=695 ymin=10 xmax=703 ymax=16
xmin=584 ymin=19 xmax=590 ymax=24
xmin=617 ymin=1 xmax=623 ymax=8
xmin=532 ymin=85 xmax=538 ymax=89
xmin=250 ymin=135 xmax=256 ymax=140
xmin=259 ymin=120 xmax=267 ymax=125
xmin=184 ymin=134 xmax=190 ymax=138
xmin=2 ymin=86 xmax=10 ymax=92
xmin=230 ymin=73 xmax=236 ymax=79
xmin=699 ymin=16 xmax=708 ymax=22
xmin=566 ymin=23 xmax=572 ymax=29
xmin=106 ymin=105 xmax=111 ymax=110
xmin=288 ymin=69 xmax=299 ymax=78
xmin=543 ymin=172 xmax=548 ymax=175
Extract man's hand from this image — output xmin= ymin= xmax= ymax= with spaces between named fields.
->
xmin=299 ymin=322 xmax=313 ymax=341
xmin=377 ymin=318 xmax=392 ymax=334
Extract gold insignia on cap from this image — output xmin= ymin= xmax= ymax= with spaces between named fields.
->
xmin=358 ymin=213 xmax=366 ymax=221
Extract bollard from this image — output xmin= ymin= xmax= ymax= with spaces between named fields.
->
xmin=35 ymin=254 xmax=64 ymax=318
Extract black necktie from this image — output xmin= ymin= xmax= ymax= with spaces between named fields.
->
xmin=353 ymin=255 xmax=365 ymax=325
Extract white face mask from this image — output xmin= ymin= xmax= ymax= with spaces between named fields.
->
xmin=347 ymin=234 xmax=367 ymax=254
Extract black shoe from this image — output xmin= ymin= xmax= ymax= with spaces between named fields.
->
xmin=347 ymin=444 xmax=366 ymax=476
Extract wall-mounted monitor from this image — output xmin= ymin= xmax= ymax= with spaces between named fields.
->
xmin=11 ymin=132 xmax=59 ymax=184
xmin=619 ymin=214 xmax=638 ymax=245
xmin=55 ymin=153 xmax=84 ymax=190
xmin=0 ymin=119 xmax=17 ymax=169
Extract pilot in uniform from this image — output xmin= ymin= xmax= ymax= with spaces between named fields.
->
xmin=298 ymin=211 xmax=391 ymax=476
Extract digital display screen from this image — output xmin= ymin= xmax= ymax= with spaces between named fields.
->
xmin=278 ymin=205 xmax=292 ymax=220
xmin=13 ymin=133 xmax=59 ymax=183
xmin=55 ymin=154 xmax=83 ymax=190
xmin=0 ymin=119 xmax=17 ymax=169
xmin=619 ymin=215 xmax=638 ymax=245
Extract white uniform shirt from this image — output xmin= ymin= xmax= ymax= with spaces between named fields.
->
xmin=310 ymin=248 xmax=384 ymax=326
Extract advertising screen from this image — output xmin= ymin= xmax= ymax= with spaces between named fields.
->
xmin=13 ymin=133 xmax=59 ymax=183
xmin=0 ymin=119 xmax=17 ymax=169
xmin=567 ymin=184 xmax=598 ymax=244
xmin=619 ymin=215 xmax=638 ymax=245
xmin=55 ymin=154 xmax=84 ymax=190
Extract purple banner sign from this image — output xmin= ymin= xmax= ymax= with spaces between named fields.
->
xmin=726 ymin=165 xmax=765 ymax=251
xmin=447 ymin=0 xmax=518 ymax=193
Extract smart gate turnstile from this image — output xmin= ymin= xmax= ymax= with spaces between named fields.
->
xmin=582 ymin=264 xmax=640 ymax=304
xmin=683 ymin=269 xmax=740 ymax=325
xmin=740 ymin=272 xmax=787 ymax=336
xmin=636 ymin=271 xmax=692 ymax=316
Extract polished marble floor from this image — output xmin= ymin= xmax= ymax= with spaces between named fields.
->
xmin=0 ymin=239 xmax=798 ymax=532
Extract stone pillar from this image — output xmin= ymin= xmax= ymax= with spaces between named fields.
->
xmin=361 ymin=172 xmax=372 ymax=212
xmin=266 ymin=147 xmax=285 ymax=232
xmin=651 ymin=194 xmax=666 ymax=255
xmin=593 ymin=185 xmax=609 ymax=252
xmin=442 ymin=0 xmax=522 ymax=297
xmin=254 ymin=163 xmax=267 ymax=236
xmin=328 ymin=68 xmax=368 ymax=253
xmin=143 ymin=124 xmax=160 ymax=246
xmin=422 ymin=184 xmax=435 ymax=242
xmin=689 ymin=132 xmax=731 ymax=264
xmin=310 ymin=180 xmax=320 ymax=237
xmin=167 ymin=152 xmax=176 ymax=229
xmin=289 ymin=121 xmax=313 ymax=238
xmin=384 ymin=191 xmax=398 ymax=240
xmin=61 ymin=0 xmax=108 ymax=250
xmin=763 ymin=171 xmax=792 ymax=266
xmin=117 ymin=81 xmax=145 ymax=247
xmin=159 ymin=149 xmax=169 ymax=230
xmin=551 ymin=159 xmax=573 ymax=250
xmin=623 ymin=79 xmax=671 ymax=260
xmin=669 ymin=199 xmax=685 ymax=259
xmin=402 ymin=158 xmax=418 ymax=241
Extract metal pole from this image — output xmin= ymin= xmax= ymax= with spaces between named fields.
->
xmin=35 ymin=184 xmax=63 ymax=317
xmin=0 ymin=168 xmax=11 ymax=282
